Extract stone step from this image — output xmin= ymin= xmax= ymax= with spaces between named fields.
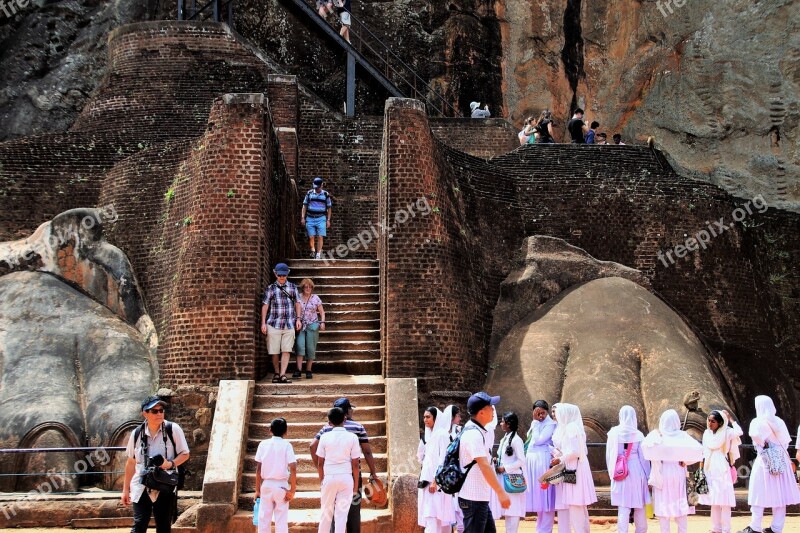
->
xmin=252 ymin=392 xmax=385 ymax=409
xmin=243 ymin=453 xmax=388 ymax=474
xmin=246 ymin=435 xmax=387 ymax=454
xmin=289 ymin=266 xmax=379 ymax=279
xmin=251 ymin=404 xmax=385 ymax=423
xmin=254 ymin=376 xmax=384 ymax=395
xmin=288 ymin=275 xmax=378 ymax=286
xmin=325 ymin=308 xmax=379 ymax=320
xmin=315 ymin=338 xmax=380 ymax=350
xmin=324 ymin=317 xmax=380 ymax=328
xmin=314 ymin=292 xmax=378 ymax=304
xmin=311 ymin=359 xmax=381 ymax=375
xmin=289 ymin=259 xmax=377 ymax=269
xmin=324 ymin=301 xmax=380 ymax=313
xmin=240 ymin=469 xmax=388 ymax=492
xmin=71 ymin=517 xmax=155 ymax=528
xmin=310 ymin=348 xmax=380 ymax=361
xmin=229 ymin=508 xmax=391 ymax=533
xmin=303 ymin=284 xmax=379 ymax=294
xmin=317 ymin=329 xmax=380 ymax=342
xmin=248 ymin=419 xmax=386 ymax=440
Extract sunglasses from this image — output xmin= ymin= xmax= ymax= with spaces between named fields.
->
xmin=148 ymin=408 xmax=165 ymax=414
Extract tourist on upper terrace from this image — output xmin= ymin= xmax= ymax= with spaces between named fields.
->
xmin=519 ymin=116 xmax=535 ymax=145
xmin=613 ymin=133 xmax=626 ymax=145
xmin=524 ymin=400 xmax=556 ymax=533
xmin=641 ymin=409 xmax=703 ymax=533
xmin=550 ymin=403 xmax=597 ymax=533
xmin=585 ymin=121 xmax=599 ymax=144
xmin=121 ymin=395 xmax=191 ymax=533
xmin=470 ymin=102 xmax=491 ymax=119
xmin=420 ymin=405 xmax=457 ymax=532
xmin=489 ymin=412 xmax=526 ymax=533
xmin=738 ymin=395 xmax=800 ymax=533
xmin=316 ymin=407 xmax=361 ymax=533
xmin=310 ymin=397 xmax=379 ymax=533
xmin=458 ymin=392 xmax=510 ymax=533
xmin=254 ymin=417 xmax=297 ymax=533
xmin=534 ymin=110 xmax=555 ymax=144
xmin=302 ymin=177 xmax=333 ymax=260
xmin=699 ymin=410 xmax=742 ymax=533
xmin=292 ymin=278 xmax=325 ymax=380
xmin=567 ymin=109 xmax=588 ymax=143
xmin=336 ymin=0 xmax=351 ymax=42
xmin=606 ymin=406 xmax=651 ymax=533
xmin=596 ymin=133 xmax=609 ymax=145
xmin=317 ymin=0 xmax=335 ymax=19
xmin=261 ymin=263 xmax=303 ymax=384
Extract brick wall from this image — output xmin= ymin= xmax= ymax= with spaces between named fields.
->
xmin=381 ymin=98 xmax=800 ymax=422
xmin=429 ymin=118 xmax=519 ymax=159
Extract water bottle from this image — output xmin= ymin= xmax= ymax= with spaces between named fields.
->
xmin=252 ymin=497 xmax=260 ymax=525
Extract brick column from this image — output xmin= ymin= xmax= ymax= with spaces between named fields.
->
xmin=267 ymin=74 xmax=299 ymax=181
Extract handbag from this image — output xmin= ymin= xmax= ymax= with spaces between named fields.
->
xmin=761 ymin=443 xmax=786 ymax=475
xmin=538 ymin=463 xmax=566 ymax=485
xmin=142 ymin=466 xmax=179 ymax=492
xmin=613 ymin=443 xmax=633 ymax=481
xmin=365 ymin=477 xmax=388 ymax=507
xmin=503 ymin=472 xmax=527 ymax=493
xmin=562 ymin=467 xmax=577 ymax=484
xmin=692 ymin=466 xmax=709 ymax=495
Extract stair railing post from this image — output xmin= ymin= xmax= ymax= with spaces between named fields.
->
xmin=191 ymin=0 xmax=196 ymax=18
xmin=228 ymin=0 xmax=234 ymax=28
xmin=213 ymin=0 xmax=219 ymax=21
xmin=177 ymin=0 xmax=184 ymax=20
xmin=346 ymin=52 xmax=356 ymax=117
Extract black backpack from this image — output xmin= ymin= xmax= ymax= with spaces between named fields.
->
xmin=133 ymin=421 xmax=190 ymax=490
xmin=434 ymin=425 xmax=483 ymax=494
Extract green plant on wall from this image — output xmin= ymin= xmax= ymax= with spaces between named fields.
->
xmin=227 ymin=189 xmax=236 ymax=198
xmin=182 ymin=216 xmax=193 ymax=226
xmin=165 ymin=188 xmax=175 ymax=203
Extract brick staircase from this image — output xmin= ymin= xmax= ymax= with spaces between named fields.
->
xmin=234 ymin=259 xmax=390 ymax=531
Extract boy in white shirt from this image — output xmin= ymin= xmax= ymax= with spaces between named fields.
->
xmin=254 ymin=418 xmax=297 ymax=533
xmin=316 ymin=407 xmax=360 ymax=533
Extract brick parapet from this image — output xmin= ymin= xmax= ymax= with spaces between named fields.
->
xmin=429 ymin=117 xmax=519 ymax=159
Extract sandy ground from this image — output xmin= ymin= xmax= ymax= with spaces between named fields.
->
xmin=5 ymin=515 xmax=800 ymax=532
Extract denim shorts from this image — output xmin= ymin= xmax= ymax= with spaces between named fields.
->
xmin=306 ymin=216 xmax=327 ymax=237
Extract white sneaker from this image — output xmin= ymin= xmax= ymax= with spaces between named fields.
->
xmin=315 ymin=252 xmax=321 ymax=259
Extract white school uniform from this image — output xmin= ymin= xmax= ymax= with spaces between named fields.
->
xmin=490 ymin=432 xmax=527 ymax=518
xmin=254 ymin=436 xmax=296 ymax=533
xmin=420 ymin=406 xmax=456 ymax=532
xmin=317 ymin=427 xmax=361 ymax=533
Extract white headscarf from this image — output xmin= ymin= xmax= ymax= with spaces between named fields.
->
xmin=553 ymin=403 xmax=588 ymax=456
xmin=606 ymin=405 xmax=645 ymax=478
xmin=420 ymin=407 xmax=446 ymax=482
xmin=642 ymin=410 xmax=703 ymax=488
xmin=749 ymin=395 xmax=791 ymax=448
xmin=702 ymin=410 xmax=742 ymax=471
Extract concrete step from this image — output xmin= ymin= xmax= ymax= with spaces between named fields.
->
xmin=251 ymin=404 xmax=385 ymax=423
xmin=288 ymin=275 xmax=378 ymax=286
xmin=243 ymin=453 xmax=388 ymax=474
xmin=248 ymin=419 xmax=386 ymax=440
xmin=240 ymin=469 xmax=388 ymax=492
xmin=317 ymin=329 xmax=380 ymax=342
xmin=252 ymin=392 xmax=385 ymax=409
xmin=246 ymin=435 xmax=387 ymax=454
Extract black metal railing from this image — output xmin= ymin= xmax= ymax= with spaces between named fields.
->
xmin=178 ymin=0 xmax=235 ymax=27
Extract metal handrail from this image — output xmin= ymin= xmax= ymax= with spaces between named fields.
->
xmin=0 ymin=447 xmax=125 ymax=454
xmin=178 ymin=0 xmax=234 ymax=26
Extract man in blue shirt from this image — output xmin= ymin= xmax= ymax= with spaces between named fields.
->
xmin=301 ymin=177 xmax=332 ymax=260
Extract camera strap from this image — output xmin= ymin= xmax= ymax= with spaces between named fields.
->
xmin=137 ymin=422 xmax=170 ymax=465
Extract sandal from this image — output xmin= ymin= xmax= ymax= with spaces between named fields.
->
xmin=272 ymin=374 xmax=280 ymax=383
xmin=279 ymin=374 xmax=292 ymax=383
xmin=306 ymin=371 xmax=313 ymax=379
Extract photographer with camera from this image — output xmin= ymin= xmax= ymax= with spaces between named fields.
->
xmin=121 ymin=395 xmax=190 ymax=533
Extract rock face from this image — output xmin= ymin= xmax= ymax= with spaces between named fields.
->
xmin=499 ymin=0 xmax=800 ymax=211
xmin=486 ymin=275 xmax=735 ymax=461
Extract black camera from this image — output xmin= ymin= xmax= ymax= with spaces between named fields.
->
xmin=149 ymin=454 xmax=165 ymax=467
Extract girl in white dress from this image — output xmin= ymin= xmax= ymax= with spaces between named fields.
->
xmin=605 ymin=405 xmax=651 ymax=533
xmin=698 ymin=410 xmax=742 ymax=533
xmin=550 ymin=403 xmax=597 ymax=533
xmin=490 ymin=412 xmax=527 ymax=533
xmin=525 ymin=400 xmax=557 ymax=533
xmin=420 ymin=405 xmax=456 ymax=533
xmin=417 ymin=407 xmax=437 ymax=529
xmin=742 ymin=395 xmax=800 ymax=533
xmin=641 ymin=409 xmax=703 ymax=533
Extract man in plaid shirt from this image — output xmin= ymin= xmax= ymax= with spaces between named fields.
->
xmin=261 ymin=263 xmax=303 ymax=384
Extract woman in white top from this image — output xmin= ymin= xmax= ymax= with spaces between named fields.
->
xmin=524 ymin=399 xmax=557 ymax=533
xmin=641 ymin=409 xmax=703 ymax=533
xmin=417 ymin=407 xmax=437 ymax=529
xmin=605 ymin=405 xmax=651 ymax=533
xmin=420 ymin=405 xmax=456 ymax=532
xmin=550 ymin=403 xmax=597 ymax=533
xmin=742 ymin=395 xmax=800 ymax=533
xmin=489 ymin=412 xmax=526 ymax=533
xmin=698 ymin=410 xmax=742 ymax=533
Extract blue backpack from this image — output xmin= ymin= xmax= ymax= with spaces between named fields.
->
xmin=434 ymin=425 xmax=483 ymax=494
